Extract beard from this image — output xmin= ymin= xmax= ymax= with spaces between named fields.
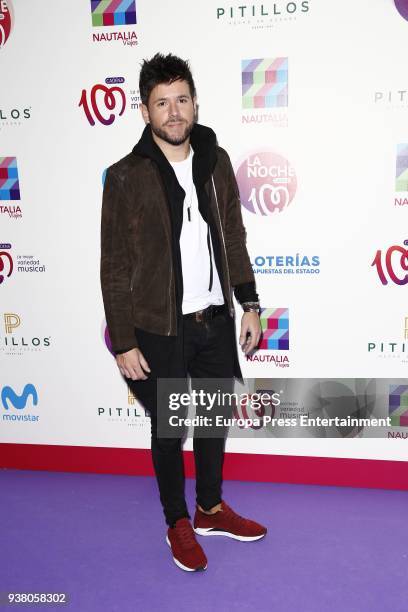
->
xmin=150 ymin=116 xmax=195 ymax=146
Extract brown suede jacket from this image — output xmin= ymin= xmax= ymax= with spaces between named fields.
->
xmin=100 ymin=123 xmax=257 ymax=354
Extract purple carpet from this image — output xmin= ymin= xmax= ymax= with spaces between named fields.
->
xmin=1 ymin=469 xmax=407 ymax=611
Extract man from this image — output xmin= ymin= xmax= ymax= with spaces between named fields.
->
xmin=100 ymin=53 xmax=267 ymax=572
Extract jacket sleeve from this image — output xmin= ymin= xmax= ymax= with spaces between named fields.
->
xmin=221 ymin=150 xmax=259 ymax=304
xmin=100 ymin=167 xmax=138 ymax=353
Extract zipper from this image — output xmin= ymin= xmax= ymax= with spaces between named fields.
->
xmin=130 ymin=267 xmax=136 ymax=292
xmin=167 ymin=259 xmax=173 ymax=335
xmin=211 ymin=175 xmax=234 ymax=317
xmin=155 ymin=169 xmax=174 ymax=336
xmin=146 ymin=164 xmax=175 ymax=336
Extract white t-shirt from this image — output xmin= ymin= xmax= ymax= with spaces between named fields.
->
xmin=170 ymin=148 xmax=224 ymax=314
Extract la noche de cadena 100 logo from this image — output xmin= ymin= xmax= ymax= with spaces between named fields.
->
xmin=372 ymin=241 xmax=408 ymax=286
xmin=235 ymin=151 xmax=297 ymax=215
xmin=0 ymin=0 xmax=12 ymax=49
xmin=394 ymin=0 xmax=408 ymax=21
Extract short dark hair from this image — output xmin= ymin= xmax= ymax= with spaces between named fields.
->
xmin=139 ymin=53 xmax=196 ymax=106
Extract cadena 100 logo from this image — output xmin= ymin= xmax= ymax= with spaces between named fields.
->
xmin=0 ymin=243 xmax=13 ymax=284
xmin=235 ymin=151 xmax=297 ymax=215
xmin=79 ymin=78 xmax=126 ymax=126
xmin=372 ymin=241 xmax=408 ymax=285
xmin=0 ymin=0 xmax=12 ymax=49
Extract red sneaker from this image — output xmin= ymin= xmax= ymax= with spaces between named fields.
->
xmin=166 ymin=518 xmax=208 ymax=571
xmin=193 ymin=500 xmax=267 ymax=542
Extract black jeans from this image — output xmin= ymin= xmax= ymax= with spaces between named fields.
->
xmin=127 ymin=309 xmax=235 ymax=528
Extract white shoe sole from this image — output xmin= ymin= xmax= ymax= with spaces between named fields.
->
xmin=165 ymin=535 xmax=207 ymax=571
xmin=194 ymin=527 xmax=266 ymax=542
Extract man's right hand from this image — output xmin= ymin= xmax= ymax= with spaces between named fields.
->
xmin=116 ymin=348 xmax=151 ymax=381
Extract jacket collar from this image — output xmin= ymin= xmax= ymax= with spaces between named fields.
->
xmin=132 ymin=122 xmax=217 ymax=186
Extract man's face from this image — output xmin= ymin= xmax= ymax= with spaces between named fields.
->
xmin=141 ymin=79 xmax=196 ymax=146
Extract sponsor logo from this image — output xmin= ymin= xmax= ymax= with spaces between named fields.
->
xmin=395 ymin=144 xmax=408 ymax=207
xmin=0 ymin=0 xmax=12 ymax=49
xmin=374 ymin=90 xmax=408 ymax=107
xmin=236 ymin=151 xmax=297 ymax=215
xmin=389 ymin=384 xmax=408 ymax=427
xmin=0 ymin=203 xmax=21 ymax=217
xmin=91 ymin=0 xmax=137 ymax=27
xmin=79 ymin=77 xmax=140 ymax=126
xmin=0 ymin=245 xmax=47 ymax=285
xmin=368 ymin=317 xmax=408 ymax=364
xmin=251 ymin=253 xmax=320 ymax=275
xmin=15 ymin=254 xmax=46 ymax=273
xmin=396 ymin=145 xmax=408 ymax=191
xmin=371 ymin=240 xmax=408 ymax=286
xmin=0 ymin=106 xmax=32 ymax=131
xmin=0 ymin=313 xmax=51 ymax=355
xmin=232 ymin=386 xmax=280 ymax=430
xmin=388 ymin=430 xmax=408 ymax=438
xmin=1 ymin=383 xmax=40 ymax=422
xmin=97 ymin=388 xmax=149 ymax=427
xmin=242 ymin=58 xmax=288 ymax=108
xmin=0 ymin=242 xmax=12 ymax=284
xmin=216 ymin=1 xmax=310 ymax=29
xmin=103 ymin=321 xmax=115 ymax=356
xmin=242 ymin=57 xmax=288 ymax=127
xmin=0 ymin=157 xmax=19 ymax=199
xmin=394 ymin=0 xmax=408 ymax=21
xmin=0 ymin=157 xmax=22 ymax=219
xmin=80 ymin=82 xmax=125 ymax=126
xmin=91 ymin=0 xmax=138 ymax=46
xmin=259 ymin=308 xmax=289 ymax=350
xmin=246 ymin=308 xmax=290 ymax=367
xmin=92 ymin=30 xmax=137 ymax=45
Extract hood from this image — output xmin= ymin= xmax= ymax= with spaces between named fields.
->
xmin=132 ymin=122 xmax=218 ymax=186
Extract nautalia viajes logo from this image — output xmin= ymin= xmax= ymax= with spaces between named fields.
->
xmin=0 ymin=157 xmax=22 ymax=218
xmin=395 ymin=144 xmax=408 ymax=207
xmin=246 ymin=308 xmax=290 ymax=367
xmin=91 ymin=0 xmax=138 ymax=46
xmin=241 ymin=58 xmax=288 ymax=127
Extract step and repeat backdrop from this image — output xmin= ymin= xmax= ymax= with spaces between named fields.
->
xmin=1 ymin=0 xmax=408 ymax=464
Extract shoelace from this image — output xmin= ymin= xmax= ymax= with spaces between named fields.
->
xmin=174 ymin=521 xmax=196 ymax=549
xmin=220 ymin=503 xmax=250 ymax=527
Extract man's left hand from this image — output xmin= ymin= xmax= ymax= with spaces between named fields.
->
xmin=239 ymin=312 xmax=261 ymax=355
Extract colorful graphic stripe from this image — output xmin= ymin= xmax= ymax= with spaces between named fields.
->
xmin=91 ymin=0 xmax=137 ymax=27
xmin=389 ymin=384 xmax=408 ymax=427
xmin=259 ymin=308 xmax=289 ymax=350
xmin=242 ymin=58 xmax=288 ymax=109
xmin=0 ymin=157 xmax=20 ymax=200
xmin=396 ymin=144 xmax=408 ymax=192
